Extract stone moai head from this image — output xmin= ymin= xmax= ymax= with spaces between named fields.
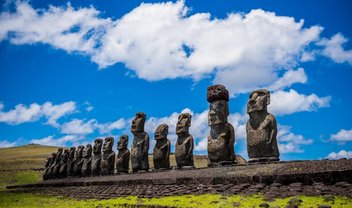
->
xmin=117 ymin=135 xmax=129 ymax=150
xmin=63 ymin=149 xmax=69 ymax=159
xmin=103 ymin=137 xmax=114 ymax=153
xmin=131 ymin=112 xmax=146 ymax=133
xmin=176 ymin=113 xmax=192 ymax=135
xmin=247 ymin=89 xmax=270 ymax=114
xmin=69 ymin=147 xmax=76 ymax=159
xmin=75 ymin=145 xmax=84 ymax=158
xmin=57 ymin=147 xmax=63 ymax=155
xmin=93 ymin=138 xmax=103 ymax=154
xmin=51 ymin=152 xmax=57 ymax=161
xmin=83 ymin=144 xmax=92 ymax=157
xmin=155 ymin=124 xmax=168 ymax=140
xmin=207 ymin=84 xmax=229 ymax=126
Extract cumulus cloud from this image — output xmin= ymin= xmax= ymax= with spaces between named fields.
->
xmin=1 ymin=1 xmax=350 ymax=95
xmin=318 ymin=33 xmax=352 ymax=64
xmin=277 ymin=125 xmax=313 ymax=153
xmin=0 ymin=140 xmax=17 ymax=148
xmin=327 ymin=150 xmax=352 ymax=160
xmin=60 ymin=119 xmax=97 ymax=135
xmin=269 ymin=89 xmax=331 ymax=116
xmin=0 ymin=101 xmax=76 ymax=125
xmin=30 ymin=135 xmax=84 ymax=147
xmin=97 ymin=118 xmax=127 ymax=134
xmin=329 ymin=129 xmax=352 ymax=142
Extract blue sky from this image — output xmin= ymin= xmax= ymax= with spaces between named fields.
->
xmin=0 ymin=0 xmax=351 ymax=160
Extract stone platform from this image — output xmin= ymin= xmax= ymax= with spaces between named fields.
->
xmin=6 ymin=159 xmax=352 ymax=199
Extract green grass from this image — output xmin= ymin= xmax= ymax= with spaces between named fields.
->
xmin=0 ymin=171 xmax=42 ymax=190
xmin=1 ymin=192 xmax=352 ymax=208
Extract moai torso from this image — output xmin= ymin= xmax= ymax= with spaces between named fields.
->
xmin=46 ymin=153 xmax=57 ymax=179
xmin=43 ymin=154 xmax=54 ymax=180
xmin=246 ymin=89 xmax=279 ymax=162
xmin=101 ymin=137 xmax=115 ymax=175
xmin=153 ymin=124 xmax=171 ymax=170
xmin=73 ymin=145 xmax=84 ymax=176
xmin=91 ymin=138 xmax=103 ymax=176
xmin=66 ymin=147 xmax=76 ymax=177
xmin=207 ymin=85 xmax=235 ymax=166
xmin=175 ymin=113 xmax=194 ymax=168
xmin=116 ymin=135 xmax=130 ymax=174
xmin=131 ymin=112 xmax=150 ymax=172
xmin=52 ymin=148 xmax=63 ymax=178
xmin=59 ymin=149 xmax=69 ymax=178
xmin=81 ymin=144 xmax=92 ymax=177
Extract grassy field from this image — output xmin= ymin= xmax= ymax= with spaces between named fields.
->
xmin=1 ymin=144 xmax=352 ymax=207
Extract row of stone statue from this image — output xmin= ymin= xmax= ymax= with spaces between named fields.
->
xmin=44 ymin=85 xmax=280 ymax=179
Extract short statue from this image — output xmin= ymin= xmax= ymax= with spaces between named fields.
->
xmin=207 ymin=84 xmax=235 ymax=166
xmin=66 ymin=147 xmax=76 ymax=177
xmin=175 ymin=113 xmax=194 ymax=168
xmin=81 ymin=144 xmax=92 ymax=177
xmin=116 ymin=135 xmax=130 ymax=174
xmin=59 ymin=149 xmax=69 ymax=178
xmin=101 ymin=137 xmax=115 ymax=175
xmin=73 ymin=145 xmax=84 ymax=176
xmin=153 ymin=124 xmax=171 ymax=170
xmin=131 ymin=112 xmax=150 ymax=172
xmin=246 ymin=89 xmax=279 ymax=162
xmin=91 ymin=138 xmax=103 ymax=176
xmin=52 ymin=148 xmax=63 ymax=178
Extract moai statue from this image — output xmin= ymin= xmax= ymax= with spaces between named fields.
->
xmin=175 ymin=113 xmax=194 ymax=168
xmin=246 ymin=89 xmax=279 ymax=162
xmin=66 ymin=147 xmax=76 ymax=177
xmin=59 ymin=149 xmax=69 ymax=178
xmin=43 ymin=154 xmax=54 ymax=180
xmin=52 ymin=148 xmax=63 ymax=178
xmin=116 ymin=135 xmax=130 ymax=174
xmin=207 ymin=84 xmax=235 ymax=166
xmin=73 ymin=145 xmax=84 ymax=176
xmin=46 ymin=152 xmax=57 ymax=179
xmin=131 ymin=112 xmax=150 ymax=173
xmin=81 ymin=144 xmax=92 ymax=177
xmin=101 ymin=137 xmax=115 ymax=175
xmin=91 ymin=138 xmax=103 ymax=176
xmin=153 ymin=124 xmax=171 ymax=170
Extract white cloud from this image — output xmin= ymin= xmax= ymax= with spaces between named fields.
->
xmin=329 ymin=129 xmax=352 ymax=142
xmin=269 ymin=89 xmax=331 ymax=116
xmin=97 ymin=118 xmax=127 ymax=134
xmin=60 ymin=119 xmax=96 ymax=135
xmin=318 ymin=33 xmax=352 ymax=64
xmin=277 ymin=125 xmax=313 ymax=153
xmin=0 ymin=140 xmax=17 ymax=148
xmin=2 ymin=1 xmax=350 ymax=95
xmin=30 ymin=135 xmax=83 ymax=147
xmin=0 ymin=101 xmax=76 ymax=126
xmin=327 ymin=150 xmax=352 ymax=160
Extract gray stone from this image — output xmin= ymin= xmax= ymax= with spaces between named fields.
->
xmin=131 ymin=112 xmax=150 ymax=172
xmin=81 ymin=144 xmax=92 ymax=177
xmin=116 ymin=135 xmax=130 ymax=174
xmin=101 ymin=137 xmax=115 ymax=175
xmin=43 ymin=153 xmax=55 ymax=180
xmin=66 ymin=147 xmax=76 ymax=177
xmin=153 ymin=124 xmax=171 ymax=170
xmin=246 ymin=89 xmax=279 ymax=163
xmin=73 ymin=145 xmax=84 ymax=176
xmin=52 ymin=148 xmax=63 ymax=178
xmin=175 ymin=113 xmax=194 ymax=168
xmin=207 ymin=84 xmax=235 ymax=166
xmin=59 ymin=149 xmax=69 ymax=178
xmin=91 ymin=138 xmax=103 ymax=176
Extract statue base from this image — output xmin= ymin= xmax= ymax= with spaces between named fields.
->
xmin=248 ymin=157 xmax=280 ymax=163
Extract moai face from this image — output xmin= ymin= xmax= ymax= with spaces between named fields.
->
xmin=57 ymin=148 xmax=63 ymax=156
xmin=117 ymin=135 xmax=128 ymax=150
xmin=208 ymin=100 xmax=229 ymax=126
xmin=176 ymin=113 xmax=191 ymax=135
xmin=103 ymin=137 xmax=114 ymax=153
xmin=69 ymin=147 xmax=76 ymax=158
xmin=93 ymin=138 xmax=103 ymax=154
xmin=75 ymin=145 xmax=84 ymax=158
xmin=83 ymin=144 xmax=92 ymax=157
xmin=63 ymin=149 xmax=69 ymax=159
xmin=51 ymin=152 xmax=57 ymax=161
xmin=155 ymin=124 xmax=168 ymax=140
xmin=131 ymin=112 xmax=146 ymax=133
xmin=247 ymin=89 xmax=270 ymax=114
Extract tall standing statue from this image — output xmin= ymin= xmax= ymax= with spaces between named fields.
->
xmin=153 ymin=124 xmax=171 ymax=170
xmin=52 ymin=148 xmax=63 ymax=178
xmin=101 ymin=137 xmax=115 ymax=175
xmin=81 ymin=144 xmax=92 ymax=177
xmin=246 ymin=89 xmax=279 ymax=162
xmin=59 ymin=149 xmax=69 ymax=178
xmin=175 ymin=113 xmax=194 ymax=168
xmin=116 ymin=135 xmax=130 ymax=174
xmin=207 ymin=84 xmax=235 ymax=166
xmin=73 ymin=145 xmax=84 ymax=176
xmin=131 ymin=112 xmax=150 ymax=173
xmin=46 ymin=152 xmax=57 ymax=179
xmin=91 ymin=138 xmax=103 ymax=176
xmin=43 ymin=153 xmax=55 ymax=180
xmin=66 ymin=147 xmax=76 ymax=177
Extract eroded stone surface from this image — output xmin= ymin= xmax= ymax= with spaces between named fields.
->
xmin=131 ymin=112 xmax=150 ymax=172
xmin=82 ymin=144 xmax=92 ymax=177
xmin=101 ymin=137 xmax=115 ymax=175
xmin=73 ymin=145 xmax=84 ymax=177
xmin=153 ymin=124 xmax=171 ymax=170
xmin=91 ymin=138 xmax=103 ymax=176
xmin=175 ymin=113 xmax=194 ymax=168
xmin=116 ymin=135 xmax=130 ymax=174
